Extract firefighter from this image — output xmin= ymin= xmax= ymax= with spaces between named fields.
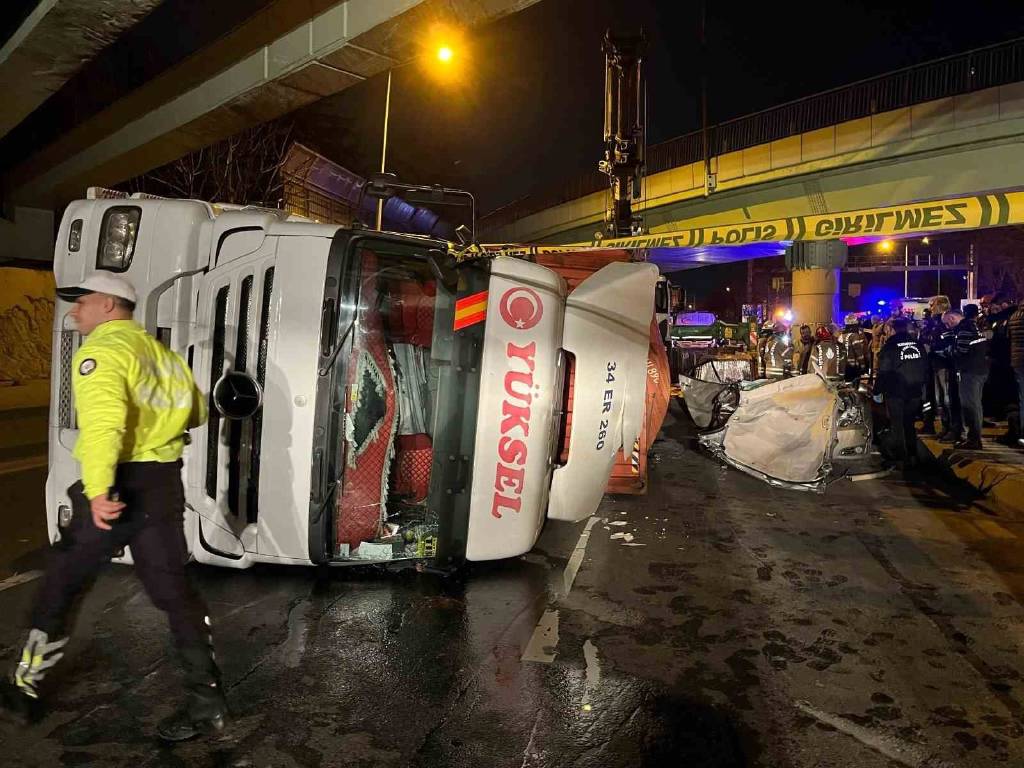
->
xmin=841 ymin=314 xmax=870 ymax=384
xmin=2 ymin=273 xmax=227 ymax=742
xmin=763 ymin=321 xmax=794 ymax=378
xmin=875 ymin=317 xmax=929 ymax=469
xmin=810 ymin=325 xmax=846 ymax=380
xmin=755 ymin=320 xmax=775 ymax=378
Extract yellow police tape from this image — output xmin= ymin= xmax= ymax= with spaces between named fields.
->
xmin=462 ymin=190 xmax=1024 ymax=259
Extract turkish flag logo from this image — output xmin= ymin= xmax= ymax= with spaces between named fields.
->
xmin=498 ymin=287 xmax=543 ymax=331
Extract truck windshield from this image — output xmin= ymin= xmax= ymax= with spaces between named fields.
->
xmin=313 ymin=234 xmax=487 ymax=565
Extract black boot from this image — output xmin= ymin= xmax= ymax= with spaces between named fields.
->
xmin=157 ymin=645 xmax=228 ymax=742
xmin=955 ymin=438 xmax=984 ymax=451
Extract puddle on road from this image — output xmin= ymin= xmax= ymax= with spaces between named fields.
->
xmin=581 ymin=638 xmax=602 ymax=711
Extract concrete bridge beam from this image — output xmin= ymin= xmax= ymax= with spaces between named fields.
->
xmin=0 ymin=0 xmax=162 ymax=140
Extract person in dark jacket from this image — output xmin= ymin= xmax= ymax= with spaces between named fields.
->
xmin=876 ymin=317 xmax=929 ymax=468
xmin=797 ymin=325 xmax=814 ymax=374
xmin=987 ymin=295 xmax=1019 ymax=443
xmin=933 ymin=310 xmax=964 ymax=442
xmin=954 ymin=304 xmax=990 ymax=450
xmin=1009 ymin=300 xmax=1024 ymax=449
xmin=918 ymin=296 xmax=950 ymax=434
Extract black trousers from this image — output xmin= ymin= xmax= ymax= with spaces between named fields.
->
xmin=32 ymin=461 xmax=209 ymax=650
xmin=886 ymin=397 xmax=921 ymax=463
xmin=922 ymin=363 xmax=937 ymax=428
xmin=959 ymin=372 xmax=986 ymax=442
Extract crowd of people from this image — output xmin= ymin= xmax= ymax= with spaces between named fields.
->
xmin=754 ymin=294 xmax=1024 ymax=469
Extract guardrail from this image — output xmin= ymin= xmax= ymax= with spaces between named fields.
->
xmin=481 ymin=37 xmax=1024 ymax=232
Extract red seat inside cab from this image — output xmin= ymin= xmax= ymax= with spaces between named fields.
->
xmin=387 ymin=280 xmax=436 ymax=348
xmin=387 ymin=280 xmax=436 ymax=506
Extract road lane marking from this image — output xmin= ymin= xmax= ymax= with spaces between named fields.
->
xmin=0 ymin=570 xmax=43 ymax=593
xmin=523 ymin=516 xmax=602 ymax=664
xmin=521 ymin=609 xmax=559 ymax=663
xmin=561 ymin=516 xmax=602 ymax=598
xmin=519 ymin=711 xmax=544 ymax=767
xmin=795 ymin=701 xmax=954 ymax=768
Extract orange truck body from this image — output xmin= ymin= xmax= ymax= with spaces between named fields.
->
xmin=533 ymin=249 xmax=670 ymax=494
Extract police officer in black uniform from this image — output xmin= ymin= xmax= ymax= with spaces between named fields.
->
xmin=875 ymin=317 xmax=929 ymax=469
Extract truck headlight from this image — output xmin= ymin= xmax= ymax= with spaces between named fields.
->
xmin=68 ymin=219 xmax=83 ymax=252
xmin=58 ymin=504 xmax=73 ymax=528
xmin=97 ymin=206 xmax=141 ymax=271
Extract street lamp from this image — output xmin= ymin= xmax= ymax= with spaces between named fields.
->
xmin=376 ymin=41 xmax=459 ymax=231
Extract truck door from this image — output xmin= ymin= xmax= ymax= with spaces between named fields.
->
xmin=190 ymin=240 xmax=277 ymax=563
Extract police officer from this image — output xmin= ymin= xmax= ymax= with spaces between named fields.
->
xmin=933 ymin=310 xmax=964 ymax=443
xmin=954 ymin=303 xmax=990 ymax=451
xmin=875 ymin=317 xmax=929 ymax=469
xmin=841 ymin=314 xmax=870 ymax=384
xmin=4 ymin=274 xmax=226 ymax=741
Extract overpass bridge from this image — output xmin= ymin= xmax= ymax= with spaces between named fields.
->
xmin=480 ymin=37 xmax=1024 ymax=278
xmin=0 ymin=0 xmax=538 ymax=262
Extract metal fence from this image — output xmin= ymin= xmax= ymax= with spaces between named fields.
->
xmin=481 ymin=36 xmax=1024 ymax=232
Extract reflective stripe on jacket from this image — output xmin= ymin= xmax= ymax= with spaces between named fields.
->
xmin=72 ymin=320 xmax=206 ymax=499
xmin=953 ymin=318 xmax=989 ymax=376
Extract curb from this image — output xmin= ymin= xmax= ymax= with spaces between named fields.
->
xmin=919 ymin=435 xmax=1024 ymax=520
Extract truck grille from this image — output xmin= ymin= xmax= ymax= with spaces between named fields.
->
xmin=247 ymin=267 xmax=274 ymax=523
xmin=228 ymin=275 xmax=255 ymax=517
xmin=206 ymin=285 xmax=230 ymax=499
xmin=57 ymin=330 xmax=79 ymax=429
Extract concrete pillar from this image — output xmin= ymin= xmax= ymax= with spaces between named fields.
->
xmin=785 ymin=240 xmax=848 ymax=328
xmin=791 ymin=267 xmax=840 ymax=327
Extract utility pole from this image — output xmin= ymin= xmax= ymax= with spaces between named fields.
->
xmin=375 ymin=70 xmax=393 ymax=231
xmin=700 ymin=0 xmax=711 ymax=197
xmin=599 ymin=30 xmax=645 ymax=238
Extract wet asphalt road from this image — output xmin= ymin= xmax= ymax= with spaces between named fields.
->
xmin=3 ymin=402 xmax=1024 ymax=766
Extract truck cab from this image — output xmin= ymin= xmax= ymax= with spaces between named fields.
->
xmin=46 ymin=193 xmax=658 ymax=569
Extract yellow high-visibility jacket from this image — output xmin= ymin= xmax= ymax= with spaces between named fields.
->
xmin=71 ymin=319 xmax=206 ymax=499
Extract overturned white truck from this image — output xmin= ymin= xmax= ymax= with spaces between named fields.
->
xmin=45 ymin=193 xmax=658 ymax=569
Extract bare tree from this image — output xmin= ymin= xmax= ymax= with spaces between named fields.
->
xmin=122 ymin=121 xmax=294 ymax=206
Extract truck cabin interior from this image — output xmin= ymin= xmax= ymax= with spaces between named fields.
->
xmin=332 ymin=245 xmax=447 ymax=561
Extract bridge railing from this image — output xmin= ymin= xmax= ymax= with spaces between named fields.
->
xmin=482 ymin=36 xmax=1024 ymax=232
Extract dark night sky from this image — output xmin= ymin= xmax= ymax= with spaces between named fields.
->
xmin=294 ymin=0 xmax=1024 ymax=214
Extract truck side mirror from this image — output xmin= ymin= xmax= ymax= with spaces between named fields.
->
xmin=428 ymin=249 xmax=459 ymax=292
xmin=213 ymin=371 xmax=263 ymax=419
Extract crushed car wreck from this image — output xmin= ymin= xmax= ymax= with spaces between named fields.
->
xmin=680 ymin=356 xmax=873 ymax=492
